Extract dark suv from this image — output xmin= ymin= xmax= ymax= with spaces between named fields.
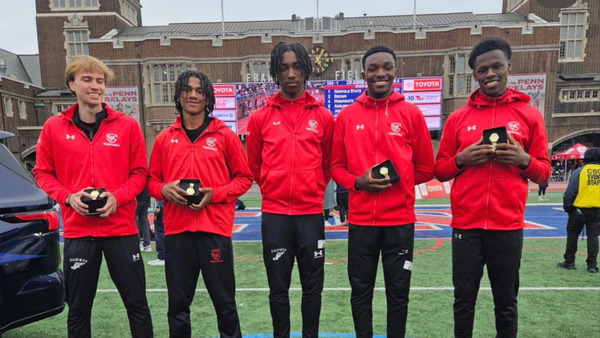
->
xmin=0 ymin=131 xmax=65 ymax=336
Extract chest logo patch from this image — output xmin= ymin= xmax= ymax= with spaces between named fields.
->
xmin=106 ymin=133 xmax=118 ymax=144
xmin=508 ymin=121 xmax=520 ymax=132
xmin=306 ymin=119 xmax=318 ymax=133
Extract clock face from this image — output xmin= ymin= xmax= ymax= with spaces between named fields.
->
xmin=310 ymin=46 xmax=333 ymax=74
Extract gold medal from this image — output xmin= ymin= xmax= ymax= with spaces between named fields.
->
xmin=186 ymin=183 xmax=195 ymax=196
xmin=489 ymin=132 xmax=499 ymax=151
xmin=380 ymin=167 xmax=390 ymax=180
xmin=90 ymin=190 xmax=99 ymax=200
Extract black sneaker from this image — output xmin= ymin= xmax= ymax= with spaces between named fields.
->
xmin=556 ymin=261 xmax=576 ymax=270
xmin=587 ymin=266 xmax=599 ymax=273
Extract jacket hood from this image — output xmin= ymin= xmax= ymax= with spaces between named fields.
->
xmin=172 ymin=114 xmax=229 ymax=133
xmin=266 ymin=90 xmax=322 ymax=109
xmin=467 ymin=88 xmax=531 ymax=108
xmin=61 ymin=103 xmax=123 ymax=122
xmin=355 ymin=90 xmax=405 ymax=107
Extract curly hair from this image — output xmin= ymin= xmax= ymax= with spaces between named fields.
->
xmin=468 ymin=36 xmax=512 ymax=70
xmin=269 ymin=42 xmax=312 ymax=86
xmin=173 ymin=70 xmax=215 ymax=115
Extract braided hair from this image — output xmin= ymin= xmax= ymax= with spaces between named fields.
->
xmin=174 ymin=70 xmax=215 ymax=115
xmin=269 ymin=42 xmax=312 ymax=86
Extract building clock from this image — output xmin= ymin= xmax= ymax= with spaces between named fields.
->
xmin=310 ymin=46 xmax=333 ymax=74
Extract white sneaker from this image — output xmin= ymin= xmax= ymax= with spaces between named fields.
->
xmin=141 ymin=245 xmax=152 ymax=252
xmin=148 ymin=259 xmax=165 ymax=266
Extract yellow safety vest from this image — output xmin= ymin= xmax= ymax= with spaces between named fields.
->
xmin=573 ymin=163 xmax=600 ymax=208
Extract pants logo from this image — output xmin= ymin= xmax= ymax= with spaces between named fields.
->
xmin=271 ymin=248 xmax=286 ymax=261
xmin=70 ymin=258 xmax=88 ymax=270
xmin=211 ymin=248 xmax=224 ymax=263
xmin=132 ymin=253 xmax=140 ymax=262
xmin=313 ymin=250 xmax=324 ymax=259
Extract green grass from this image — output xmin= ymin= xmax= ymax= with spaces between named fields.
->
xmin=5 ymin=237 xmax=599 ymax=338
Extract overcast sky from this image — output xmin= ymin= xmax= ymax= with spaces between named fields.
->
xmin=1 ymin=0 xmax=501 ymax=55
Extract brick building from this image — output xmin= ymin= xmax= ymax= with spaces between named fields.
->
xmin=1 ymin=0 xmax=598 ymax=164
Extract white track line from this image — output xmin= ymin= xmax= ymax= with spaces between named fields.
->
xmin=96 ymin=286 xmax=600 ymax=293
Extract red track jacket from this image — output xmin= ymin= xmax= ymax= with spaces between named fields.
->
xmin=34 ymin=104 xmax=148 ymax=238
xmin=435 ymin=88 xmax=552 ymax=230
xmin=331 ymin=91 xmax=435 ymax=226
xmin=246 ymin=91 xmax=335 ymax=215
xmin=148 ymin=116 xmax=252 ymax=237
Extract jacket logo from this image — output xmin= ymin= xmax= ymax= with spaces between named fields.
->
xmin=467 ymin=125 xmax=476 ymax=131
xmin=171 ymin=139 xmax=178 ymax=143
xmin=389 ymin=122 xmax=403 ymax=136
xmin=203 ymin=137 xmax=218 ymax=151
xmin=508 ymin=121 xmax=520 ymax=131
xmin=273 ymin=121 xmax=281 ymax=125
xmin=356 ymin=125 xmax=364 ymax=130
xmin=211 ymin=248 xmax=224 ymax=263
xmin=106 ymin=133 xmax=118 ymax=144
xmin=103 ymin=133 xmax=120 ymax=147
xmin=306 ymin=119 xmax=318 ymax=133
xmin=66 ymin=134 xmax=75 ymax=140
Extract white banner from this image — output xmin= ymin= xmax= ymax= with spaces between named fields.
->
xmin=215 ymin=97 xmax=237 ymax=110
xmin=404 ymin=92 xmax=442 ymax=104
xmin=508 ymin=74 xmax=546 ymax=114
xmin=212 ymin=110 xmax=237 ymax=122
xmin=417 ymin=104 xmax=441 ymax=117
xmin=104 ymin=86 xmax=140 ymax=122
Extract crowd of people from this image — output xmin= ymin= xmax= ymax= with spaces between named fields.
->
xmin=32 ymin=35 xmax=599 ymax=338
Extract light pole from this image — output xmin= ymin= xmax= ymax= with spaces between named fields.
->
xmin=221 ymin=0 xmax=226 ymax=36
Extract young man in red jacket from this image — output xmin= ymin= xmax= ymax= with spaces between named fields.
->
xmin=331 ymin=45 xmax=434 ymax=338
xmin=435 ymin=36 xmax=551 ymax=338
xmin=34 ymin=55 xmax=153 ymax=338
xmin=148 ymin=70 xmax=252 ymax=338
xmin=246 ymin=42 xmax=335 ymax=338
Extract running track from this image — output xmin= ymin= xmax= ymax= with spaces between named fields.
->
xmin=231 ymin=204 xmax=568 ymax=242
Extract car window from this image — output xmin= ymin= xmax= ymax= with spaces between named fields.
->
xmin=0 ymin=143 xmax=35 ymax=185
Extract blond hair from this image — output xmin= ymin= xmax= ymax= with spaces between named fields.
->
xmin=65 ymin=55 xmax=115 ymax=93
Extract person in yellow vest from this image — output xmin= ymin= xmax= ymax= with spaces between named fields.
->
xmin=557 ymin=147 xmax=600 ymax=273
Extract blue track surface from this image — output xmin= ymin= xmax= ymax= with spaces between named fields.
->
xmin=231 ymin=204 xmax=568 ymax=242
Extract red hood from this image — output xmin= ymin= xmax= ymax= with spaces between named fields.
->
xmin=355 ymin=90 xmax=406 ymax=107
xmin=266 ymin=90 xmax=322 ymax=109
xmin=467 ymin=88 xmax=531 ymax=108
